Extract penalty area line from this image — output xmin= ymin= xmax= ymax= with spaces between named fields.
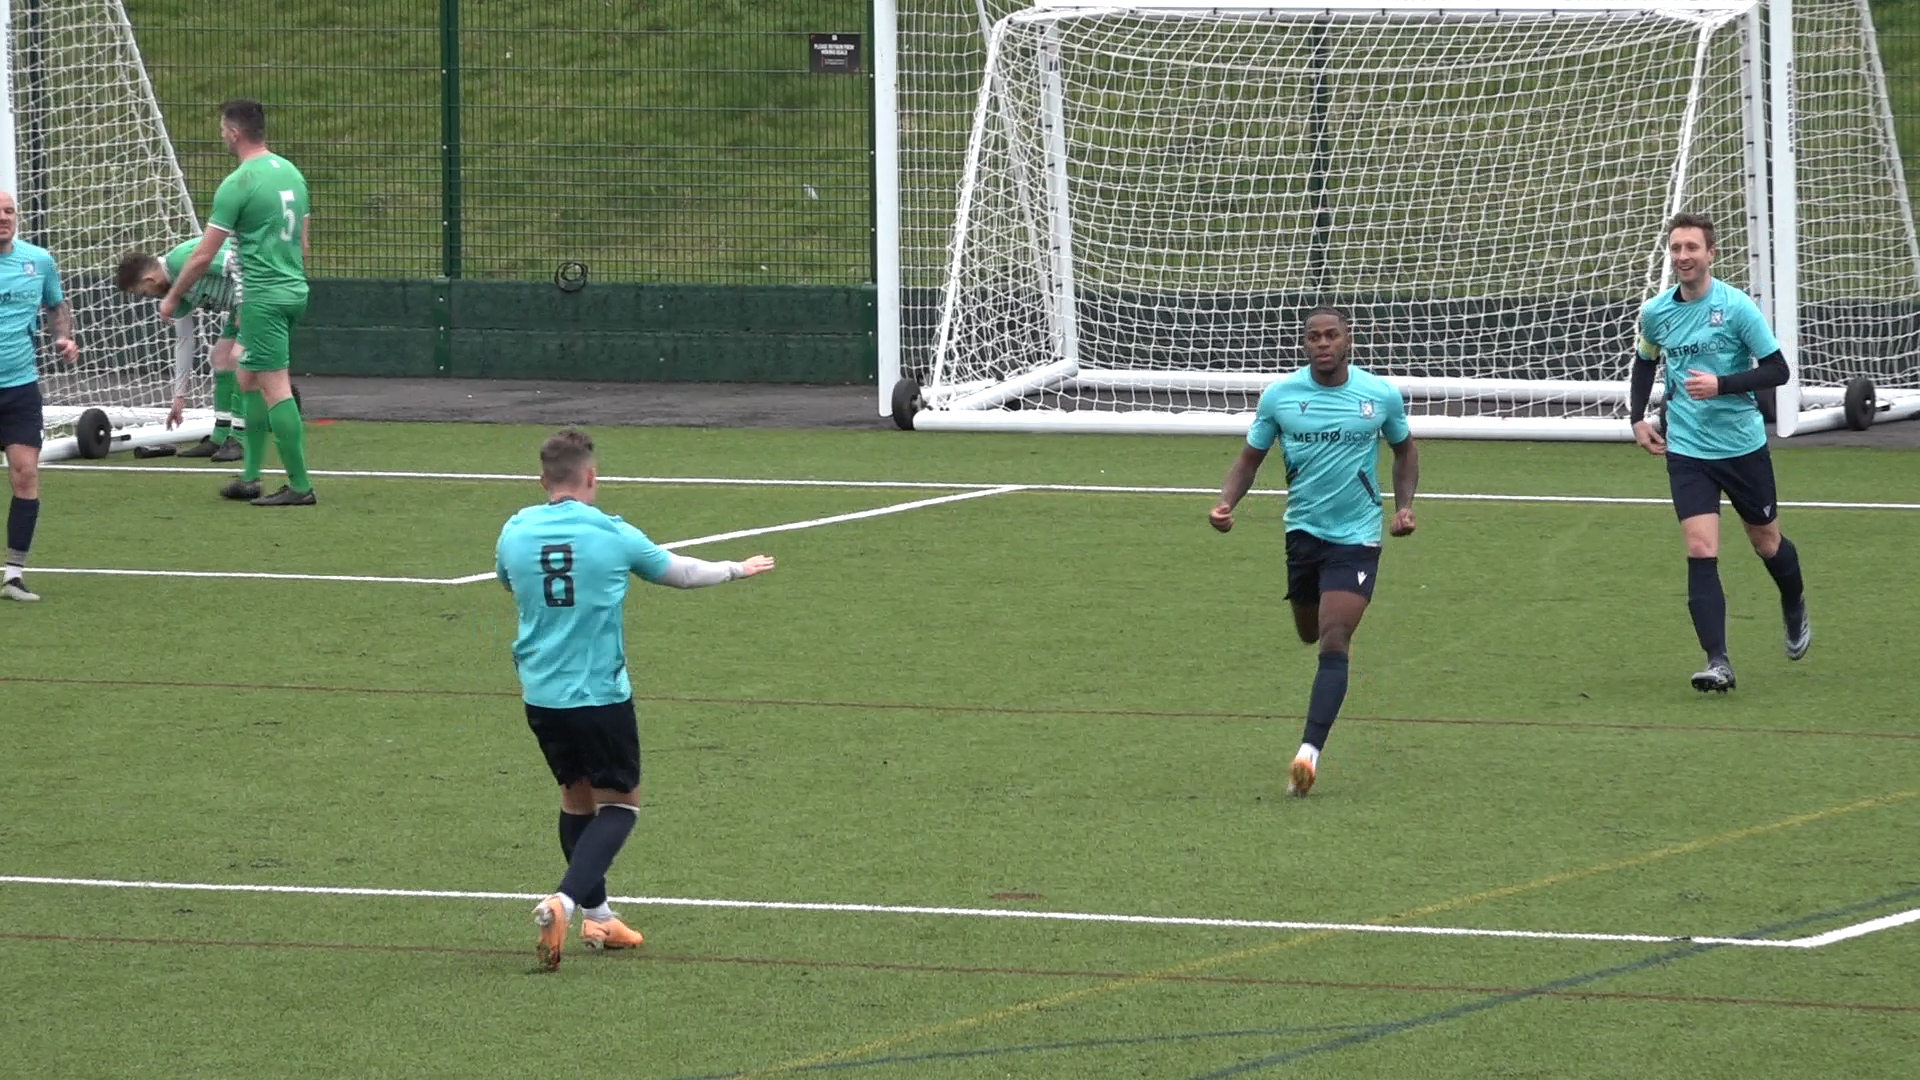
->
xmin=438 ymin=485 xmax=1025 ymax=584
xmin=2 ymin=875 xmax=1907 ymax=950
xmin=36 ymin=486 xmax=1028 ymax=587
xmin=45 ymin=464 xmax=1920 ymax=511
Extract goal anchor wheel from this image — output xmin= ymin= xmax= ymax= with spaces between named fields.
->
xmin=74 ymin=408 xmax=112 ymax=459
xmin=1843 ymin=377 xmax=1876 ymax=431
xmin=891 ymin=378 xmax=922 ymax=431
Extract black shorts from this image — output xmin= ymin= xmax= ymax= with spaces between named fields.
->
xmin=0 ymin=381 xmax=43 ymax=449
xmin=1285 ymin=529 xmax=1381 ymax=605
xmin=1667 ymin=448 xmax=1778 ymax=526
xmin=525 ymin=698 xmax=640 ymax=792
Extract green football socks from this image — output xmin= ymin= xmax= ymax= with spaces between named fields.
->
xmin=267 ymin=397 xmax=311 ymax=493
xmin=212 ymin=369 xmax=238 ymax=444
xmin=239 ymin=389 xmax=269 ymax=482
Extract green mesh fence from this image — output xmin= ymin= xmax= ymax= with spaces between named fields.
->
xmin=131 ymin=0 xmax=871 ymax=284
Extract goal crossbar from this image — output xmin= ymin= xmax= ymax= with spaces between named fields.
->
xmin=1030 ymin=0 xmax=1756 ymax=14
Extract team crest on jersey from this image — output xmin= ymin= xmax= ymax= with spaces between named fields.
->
xmin=17 ymin=261 xmax=33 ymax=276
xmin=1709 ymin=307 xmax=1723 ymax=327
xmin=1360 ymin=401 xmax=1375 ymax=419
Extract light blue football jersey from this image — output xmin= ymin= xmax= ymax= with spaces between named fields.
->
xmin=495 ymin=498 xmax=674 ymax=709
xmin=0 ymin=240 xmax=65 ymax=389
xmin=1636 ymin=278 xmax=1780 ymax=460
xmin=1247 ymin=366 xmax=1411 ymax=546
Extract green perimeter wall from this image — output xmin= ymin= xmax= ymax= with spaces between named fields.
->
xmin=298 ymin=281 xmax=876 ymax=383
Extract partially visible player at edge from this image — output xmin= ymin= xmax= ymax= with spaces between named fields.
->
xmin=116 ymin=238 xmax=245 ymax=460
xmin=496 ymin=429 xmax=776 ymax=971
xmin=161 ymin=99 xmax=315 ymax=505
xmin=1629 ymin=211 xmax=1809 ymax=692
xmin=0 ymin=190 xmax=80 ymax=602
xmin=1211 ymin=307 xmax=1417 ymax=797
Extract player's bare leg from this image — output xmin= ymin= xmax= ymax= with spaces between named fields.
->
xmin=1680 ymin=513 xmax=1735 ymax=691
xmin=1742 ymin=518 xmax=1809 ymax=660
xmin=1290 ymin=589 xmax=1369 ymax=796
xmin=1291 ymin=599 xmax=1319 ymax=644
xmin=3 ymin=442 xmax=41 ymax=601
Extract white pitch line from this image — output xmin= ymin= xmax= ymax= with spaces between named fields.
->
xmin=1785 ymin=907 xmax=1920 ymax=949
xmin=2 ymin=874 xmax=1904 ymax=949
xmin=44 ymin=463 xmax=1920 ymax=511
xmin=652 ymin=485 xmax=1025 ymax=552
xmin=35 ymin=486 xmax=1028 ymax=587
xmin=29 ymin=567 xmax=472 ymax=585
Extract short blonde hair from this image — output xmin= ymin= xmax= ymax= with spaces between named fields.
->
xmin=539 ymin=428 xmax=594 ymax=485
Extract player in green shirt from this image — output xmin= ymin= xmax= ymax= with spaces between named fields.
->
xmin=117 ymin=239 xmax=245 ymax=460
xmin=161 ymin=99 xmax=315 ymax=506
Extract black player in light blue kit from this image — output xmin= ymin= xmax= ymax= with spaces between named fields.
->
xmin=1212 ymin=307 xmax=1419 ymax=797
xmin=1629 ymin=212 xmax=1810 ymax=693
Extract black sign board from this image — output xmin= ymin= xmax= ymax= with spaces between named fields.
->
xmin=809 ymin=33 xmax=861 ymax=75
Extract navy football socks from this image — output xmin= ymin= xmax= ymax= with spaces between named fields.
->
xmin=1301 ymin=652 xmax=1351 ymax=750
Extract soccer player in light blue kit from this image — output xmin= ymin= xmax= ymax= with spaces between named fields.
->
xmin=1211 ymin=307 xmax=1419 ymax=797
xmin=496 ymin=428 xmax=774 ymax=971
xmin=1628 ymin=212 xmax=1808 ymax=693
xmin=0 ymin=190 xmax=79 ymax=602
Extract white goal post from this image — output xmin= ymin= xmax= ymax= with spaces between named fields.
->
xmin=876 ymin=0 xmax=1920 ymax=437
xmin=2 ymin=0 xmax=214 ymax=460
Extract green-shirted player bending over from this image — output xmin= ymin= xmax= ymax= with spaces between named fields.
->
xmin=116 ymin=238 xmax=245 ymax=461
xmin=1211 ymin=308 xmax=1419 ymax=798
xmin=161 ymin=99 xmax=315 ymax=506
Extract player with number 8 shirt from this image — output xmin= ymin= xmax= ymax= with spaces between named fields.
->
xmin=495 ymin=429 xmax=775 ymax=971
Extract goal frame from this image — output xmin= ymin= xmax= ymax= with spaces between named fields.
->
xmin=1 ymin=0 xmax=217 ymax=460
xmin=875 ymin=0 xmax=1920 ymax=437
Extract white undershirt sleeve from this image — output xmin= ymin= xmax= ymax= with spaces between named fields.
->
xmin=172 ymin=315 xmax=197 ymax=399
xmin=651 ymin=553 xmax=744 ymax=589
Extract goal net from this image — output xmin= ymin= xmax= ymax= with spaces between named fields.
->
xmin=4 ymin=0 xmax=210 ymax=458
xmin=884 ymin=0 xmax=1920 ymax=436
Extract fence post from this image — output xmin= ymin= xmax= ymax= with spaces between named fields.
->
xmin=439 ymin=0 xmax=462 ymax=281
xmin=437 ymin=0 xmax=461 ymax=376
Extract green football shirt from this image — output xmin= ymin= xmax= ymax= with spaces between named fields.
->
xmin=207 ymin=152 xmax=309 ymax=306
xmin=163 ymin=238 xmax=237 ymax=312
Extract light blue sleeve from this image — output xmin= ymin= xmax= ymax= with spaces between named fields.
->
xmin=1247 ymin=386 xmax=1280 ymax=451
xmin=622 ymin=522 xmax=674 ymax=583
xmin=494 ymin=525 xmax=513 ymax=591
xmin=1379 ymin=383 xmax=1410 ymax=445
xmin=39 ymin=253 xmax=63 ymax=309
xmin=1733 ymin=293 xmax=1781 ymax=359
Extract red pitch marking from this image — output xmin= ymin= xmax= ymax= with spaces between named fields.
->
xmin=5 ymin=931 xmax=1915 ymax=1016
xmin=4 ymin=675 xmax=1916 ymax=742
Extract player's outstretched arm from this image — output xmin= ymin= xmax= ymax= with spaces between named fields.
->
xmin=646 ymin=553 xmax=775 ymax=589
xmin=1211 ymin=444 xmax=1267 ymax=532
xmin=1389 ymin=436 xmax=1418 ymax=537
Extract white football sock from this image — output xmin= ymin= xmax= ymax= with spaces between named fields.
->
xmin=1296 ymin=743 xmax=1320 ymax=768
xmin=583 ymin=902 xmax=614 ymax=922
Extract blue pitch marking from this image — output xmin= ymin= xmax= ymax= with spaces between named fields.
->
xmin=674 ymin=1024 xmax=1373 ymax=1080
xmin=1186 ymin=884 xmax=1920 ymax=1078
